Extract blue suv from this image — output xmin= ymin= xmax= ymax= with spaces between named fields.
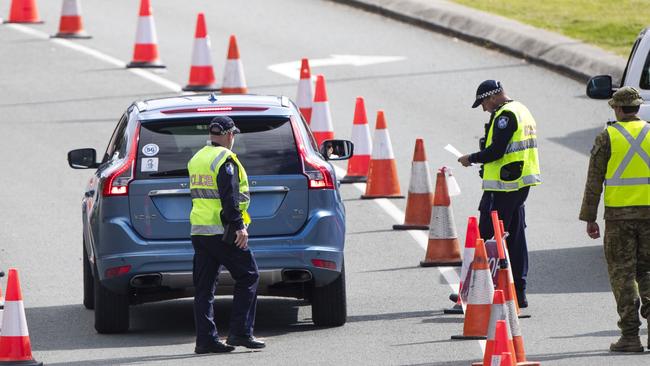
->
xmin=68 ymin=94 xmax=353 ymax=333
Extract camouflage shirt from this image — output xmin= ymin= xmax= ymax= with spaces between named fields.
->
xmin=579 ymin=118 xmax=650 ymax=221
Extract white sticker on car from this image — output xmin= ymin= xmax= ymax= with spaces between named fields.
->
xmin=141 ymin=158 xmax=159 ymax=172
xmin=142 ymin=143 xmax=160 ymax=157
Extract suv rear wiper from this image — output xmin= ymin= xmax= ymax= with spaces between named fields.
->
xmin=149 ymin=169 xmax=189 ymax=177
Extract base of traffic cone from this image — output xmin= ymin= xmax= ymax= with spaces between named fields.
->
xmin=443 ymin=303 xmax=463 ymax=314
xmin=51 ymin=32 xmax=92 ymax=39
xmin=471 ymin=363 xmax=540 ymax=366
xmin=420 ymin=260 xmax=462 ymax=267
xmin=3 ymin=20 xmax=44 ymax=24
xmin=340 ymin=175 xmax=367 ymax=184
xmin=0 ymin=361 xmax=43 ymax=365
xmin=126 ymin=61 xmax=166 ymax=69
xmin=182 ymin=84 xmax=219 ymax=92
xmin=519 ymin=314 xmax=532 ymax=319
xmin=450 ymin=335 xmax=486 ymax=340
xmin=393 ymin=224 xmax=429 ymax=230
xmin=361 ymin=194 xmax=405 ymax=199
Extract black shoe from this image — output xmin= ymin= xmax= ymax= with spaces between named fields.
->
xmin=195 ymin=341 xmax=235 ymax=354
xmin=516 ymin=289 xmax=528 ymax=308
xmin=449 ymin=293 xmax=459 ymax=303
xmin=227 ymin=335 xmax=266 ymax=349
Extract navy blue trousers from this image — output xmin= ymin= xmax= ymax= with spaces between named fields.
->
xmin=192 ymin=235 xmax=259 ymax=347
xmin=478 ymin=186 xmax=529 ymax=292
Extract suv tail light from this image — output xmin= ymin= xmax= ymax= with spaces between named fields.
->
xmin=102 ymin=125 xmax=140 ymax=197
xmin=291 ymin=118 xmax=334 ymax=189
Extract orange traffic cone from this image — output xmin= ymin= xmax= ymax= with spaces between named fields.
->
xmin=7 ymin=0 xmax=42 ymax=23
xmin=444 ymin=216 xmax=479 ymax=314
xmin=491 ymin=211 xmax=522 ymax=316
xmin=52 ymin=0 xmax=91 ymax=39
xmin=0 ymin=269 xmax=42 ymax=365
xmin=420 ymin=168 xmax=462 ymax=266
xmin=471 ymin=290 xmax=516 ymax=366
xmin=183 ymin=13 xmax=218 ymax=91
xmin=296 ymin=58 xmax=313 ymax=123
xmin=394 ymin=139 xmax=433 ymax=230
xmin=361 ymin=111 xmax=403 ymax=199
xmin=472 ymin=319 xmax=516 ymax=366
xmin=0 ymin=272 xmax=4 ymax=331
xmin=221 ymin=35 xmax=247 ymax=94
xmin=452 ymin=239 xmax=493 ymax=339
xmin=341 ymin=97 xmax=372 ymax=184
xmin=311 ymin=75 xmax=335 ymax=147
xmin=126 ymin=0 xmax=164 ymax=68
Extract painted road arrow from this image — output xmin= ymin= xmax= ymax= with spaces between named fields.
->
xmin=268 ymin=54 xmax=406 ymax=80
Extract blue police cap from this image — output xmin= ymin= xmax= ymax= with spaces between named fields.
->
xmin=209 ymin=116 xmax=240 ymax=135
xmin=472 ymin=80 xmax=503 ymax=108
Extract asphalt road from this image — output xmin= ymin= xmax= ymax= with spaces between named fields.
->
xmin=0 ymin=0 xmax=647 ymax=365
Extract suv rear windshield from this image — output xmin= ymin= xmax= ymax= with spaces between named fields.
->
xmin=135 ymin=116 xmax=301 ymax=178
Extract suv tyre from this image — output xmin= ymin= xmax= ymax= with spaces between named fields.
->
xmin=94 ymin=269 xmax=130 ymax=333
xmin=312 ymin=265 xmax=347 ymax=327
xmin=83 ymin=243 xmax=94 ymax=310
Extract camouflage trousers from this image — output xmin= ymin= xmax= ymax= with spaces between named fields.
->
xmin=604 ymin=220 xmax=650 ymax=336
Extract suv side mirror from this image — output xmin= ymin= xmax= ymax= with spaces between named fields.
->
xmin=586 ymin=75 xmax=614 ymax=99
xmin=320 ymin=140 xmax=354 ymax=161
xmin=68 ymin=148 xmax=99 ymax=169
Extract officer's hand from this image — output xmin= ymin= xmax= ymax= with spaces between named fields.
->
xmin=586 ymin=221 xmax=600 ymax=239
xmin=458 ymin=155 xmax=472 ymax=167
xmin=235 ymin=228 xmax=249 ymax=249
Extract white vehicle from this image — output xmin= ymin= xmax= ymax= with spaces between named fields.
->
xmin=587 ymin=27 xmax=650 ymax=120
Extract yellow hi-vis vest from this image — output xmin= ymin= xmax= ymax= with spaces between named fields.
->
xmin=604 ymin=120 xmax=650 ymax=207
xmin=483 ymin=101 xmax=542 ymax=192
xmin=188 ymin=145 xmax=251 ymax=236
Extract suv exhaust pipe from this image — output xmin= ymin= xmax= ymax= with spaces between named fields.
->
xmin=282 ymin=269 xmax=312 ymax=283
xmin=130 ymin=273 xmax=162 ymax=288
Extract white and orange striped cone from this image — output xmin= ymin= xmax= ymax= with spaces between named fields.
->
xmin=444 ymin=216 xmax=479 ymax=314
xmin=491 ymin=212 xmax=524 ymax=317
xmin=126 ymin=0 xmax=165 ymax=68
xmin=296 ymin=58 xmax=313 ymax=123
xmin=452 ymin=239 xmax=493 ymax=340
xmin=0 ymin=269 xmax=42 ymax=366
xmin=361 ymin=111 xmax=404 ymax=199
xmin=471 ymin=290 xmax=516 ymax=366
xmin=311 ymin=75 xmax=335 ymax=147
xmin=221 ymin=35 xmax=247 ymax=94
xmin=394 ymin=138 xmax=433 ymax=230
xmin=6 ymin=0 xmax=42 ymax=23
xmin=420 ymin=168 xmax=462 ymax=266
xmin=496 ymin=270 xmax=540 ymax=366
xmin=52 ymin=0 xmax=91 ymax=39
xmin=183 ymin=13 xmax=218 ymax=91
xmin=341 ymin=97 xmax=372 ymax=184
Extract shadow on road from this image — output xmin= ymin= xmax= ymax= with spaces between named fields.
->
xmin=528 ymin=244 xmax=610 ymax=294
xmin=27 ymin=297 xmax=314 ymax=352
xmin=548 ymin=126 xmax=603 ymax=156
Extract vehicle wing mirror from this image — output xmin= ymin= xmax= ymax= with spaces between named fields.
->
xmin=586 ymin=75 xmax=614 ymax=99
xmin=68 ymin=148 xmax=99 ymax=169
xmin=319 ymin=140 xmax=354 ymax=161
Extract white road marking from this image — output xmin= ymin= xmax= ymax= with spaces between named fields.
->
xmin=5 ymin=23 xmax=483 ymax=352
xmin=268 ymin=54 xmax=406 ymax=80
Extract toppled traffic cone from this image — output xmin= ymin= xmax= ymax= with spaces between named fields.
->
xmin=0 ymin=269 xmax=42 ymax=366
xmin=361 ymin=111 xmax=404 ymax=199
xmin=127 ymin=0 xmax=164 ymax=68
xmin=311 ymin=75 xmax=335 ymax=147
xmin=394 ymin=138 xmax=433 ymax=230
xmin=341 ymin=97 xmax=372 ymax=183
xmin=444 ymin=216 xmax=479 ymax=314
xmin=7 ymin=0 xmax=42 ymax=23
xmin=296 ymin=58 xmax=313 ymax=123
xmin=183 ymin=13 xmax=218 ymax=91
xmin=52 ymin=0 xmax=91 ymax=39
xmin=221 ymin=35 xmax=247 ymax=94
xmin=420 ymin=167 xmax=462 ymax=266
xmin=452 ymin=239 xmax=492 ymax=340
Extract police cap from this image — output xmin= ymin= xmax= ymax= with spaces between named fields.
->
xmin=472 ymin=80 xmax=503 ymax=108
xmin=608 ymin=86 xmax=644 ymax=107
xmin=209 ymin=116 xmax=240 ymax=135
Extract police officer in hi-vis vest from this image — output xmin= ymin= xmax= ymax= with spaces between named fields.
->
xmin=188 ymin=116 xmax=265 ymax=354
xmin=458 ymin=80 xmax=542 ymax=309
xmin=580 ymin=87 xmax=650 ymax=353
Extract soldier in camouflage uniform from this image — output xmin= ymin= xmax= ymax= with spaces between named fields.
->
xmin=580 ymin=86 xmax=650 ymax=352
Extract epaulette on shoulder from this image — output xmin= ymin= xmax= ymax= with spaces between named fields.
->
xmin=606 ymin=120 xmax=616 ymax=126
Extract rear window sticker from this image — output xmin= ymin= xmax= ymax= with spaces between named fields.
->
xmin=142 ymin=143 xmax=160 ymax=157
xmin=141 ymin=158 xmax=159 ymax=172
